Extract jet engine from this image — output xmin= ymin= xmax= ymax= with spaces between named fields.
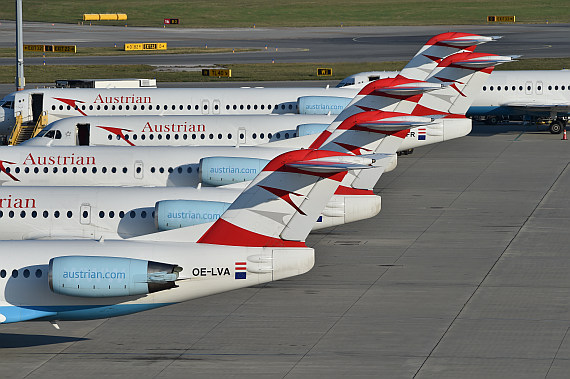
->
xmin=155 ymin=199 xmax=230 ymax=230
xmin=297 ymin=96 xmax=351 ymax=115
xmin=49 ymin=256 xmax=181 ymax=298
xmin=296 ymin=123 xmax=330 ymax=137
xmin=199 ymin=157 xmax=270 ymax=186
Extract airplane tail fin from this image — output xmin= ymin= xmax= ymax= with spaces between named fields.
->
xmin=399 ymin=32 xmax=501 ymax=81
xmin=410 ymin=52 xmax=518 ymax=116
xmin=331 ymin=33 xmax=499 ymax=122
xmin=197 ymin=149 xmax=374 ymax=246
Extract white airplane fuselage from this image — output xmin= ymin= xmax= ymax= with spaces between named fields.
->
xmin=0 ymin=186 xmax=382 ymax=240
xmin=22 ymin=114 xmax=336 ymax=147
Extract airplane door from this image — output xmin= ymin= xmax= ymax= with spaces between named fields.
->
xmin=238 ymin=127 xmax=246 ymax=144
xmin=537 ymin=81 xmax=543 ymax=95
xmin=31 ymin=94 xmax=44 ymax=124
xmin=13 ymin=93 xmax=31 ymax=121
xmin=525 ymin=81 xmax=532 ymax=95
xmin=213 ymin=99 xmax=221 ymax=114
xmin=134 ymin=160 xmax=144 ymax=179
xmin=201 ymin=99 xmax=209 ymax=114
xmin=76 ymin=123 xmax=90 ymax=146
xmin=80 ymin=204 xmax=91 ymax=225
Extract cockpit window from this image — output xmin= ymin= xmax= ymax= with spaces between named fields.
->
xmin=1 ymin=101 xmax=14 ymax=109
xmin=45 ymin=130 xmax=55 ymax=138
xmin=55 ymin=130 xmax=62 ymax=139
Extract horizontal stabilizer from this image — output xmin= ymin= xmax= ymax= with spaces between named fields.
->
xmin=374 ymin=81 xmax=444 ymax=96
xmin=438 ymin=35 xmax=501 ymax=46
xmin=357 ymin=115 xmax=434 ymax=129
xmin=287 ymin=154 xmax=375 ymax=173
xmin=450 ymin=54 xmax=518 ymax=68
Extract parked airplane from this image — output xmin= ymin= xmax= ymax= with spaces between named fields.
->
xmin=322 ymin=69 xmax=570 ymax=133
xmin=0 ymin=32 xmax=496 ymax=137
xmin=0 ymin=46 xmax=513 ymax=188
xmin=0 ymin=148 xmax=376 ymax=324
xmin=0 ymin=185 xmax=382 ymax=240
xmin=21 ymin=114 xmax=336 ymax=147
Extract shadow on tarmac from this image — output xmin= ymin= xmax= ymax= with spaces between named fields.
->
xmin=0 ymin=333 xmax=88 ymax=348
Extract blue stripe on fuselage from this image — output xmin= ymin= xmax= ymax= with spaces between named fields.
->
xmin=0 ymin=303 xmax=175 ymax=323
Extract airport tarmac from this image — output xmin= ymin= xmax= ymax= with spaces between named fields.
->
xmin=0 ymin=22 xmax=568 ymax=66
xmin=0 ymin=123 xmax=569 ymax=378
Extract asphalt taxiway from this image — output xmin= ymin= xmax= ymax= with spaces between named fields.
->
xmin=0 ymin=22 xmax=568 ymax=66
xmin=1 ymin=123 xmax=569 ymax=378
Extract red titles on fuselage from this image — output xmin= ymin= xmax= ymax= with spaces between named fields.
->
xmin=141 ymin=122 xmax=205 ymax=133
xmin=94 ymin=94 xmax=151 ymax=104
xmin=0 ymin=195 xmax=36 ymax=208
xmin=23 ymin=153 xmax=95 ymax=165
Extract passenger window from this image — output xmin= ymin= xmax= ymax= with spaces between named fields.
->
xmin=260 ymin=133 xmax=264 ymax=139
xmin=0 ymin=269 xmax=6 ymax=278
xmin=35 ymin=269 xmax=42 ymax=278
xmin=32 ymin=211 xmax=37 ymax=218
xmin=247 ymin=105 xmax=251 ymax=110
xmin=111 ymin=167 xmax=117 ymax=173
xmin=92 ymin=167 xmax=97 ymax=173
xmin=67 ymin=211 xmax=72 ymax=218
xmin=119 ymin=211 xmax=125 ymax=218
xmin=168 ymin=167 xmax=173 ymax=173
xmin=123 ymin=167 xmax=127 ymax=173
xmin=177 ymin=167 xmax=182 ymax=173
xmin=112 ymin=105 xmax=116 ymax=110
xmin=12 ymin=269 xmax=18 ymax=278
xmin=109 ymin=211 xmax=115 ymax=218
xmin=54 ymin=210 xmax=60 ymax=218
xmin=20 ymin=210 xmax=26 ymax=218
xmin=130 ymin=211 xmax=136 ymax=218
xmin=72 ymin=167 xmax=78 ymax=173
xmin=43 ymin=210 xmax=49 ymax=218
xmin=209 ymin=134 xmax=214 ymax=139
xmin=187 ymin=166 xmax=192 ymax=173
xmin=99 ymin=211 xmax=105 ymax=218
xmin=159 ymin=167 xmax=165 ymax=173
xmin=253 ymin=133 xmax=257 ymax=139
xmin=151 ymin=167 xmax=156 ymax=173
xmin=118 ymin=105 xmax=122 ymax=110
xmin=141 ymin=211 xmax=147 ymax=218
xmin=227 ymin=133 xmax=232 ymax=139
xmin=34 ymin=167 xmax=39 ymax=174
xmin=82 ymin=167 xmax=87 ymax=173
